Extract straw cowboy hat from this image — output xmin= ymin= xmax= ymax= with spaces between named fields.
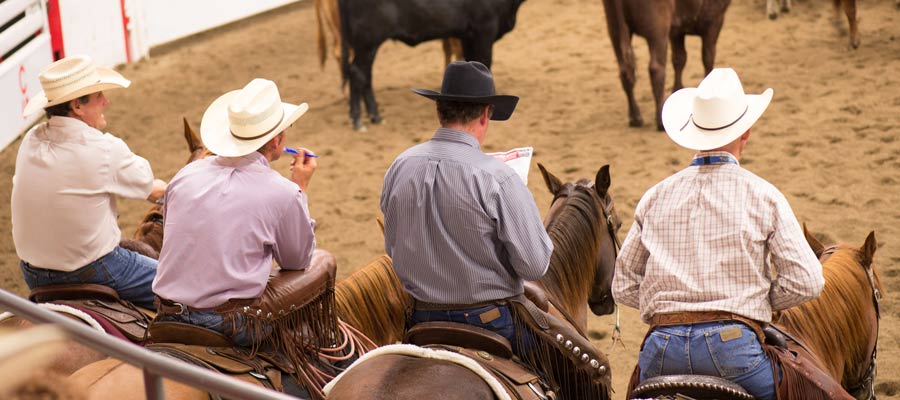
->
xmin=662 ymin=68 xmax=774 ymax=151
xmin=412 ymin=61 xmax=519 ymax=121
xmin=23 ymin=54 xmax=131 ymax=117
xmin=201 ymin=78 xmax=309 ymax=157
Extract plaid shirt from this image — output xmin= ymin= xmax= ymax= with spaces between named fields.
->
xmin=612 ymin=151 xmax=824 ymax=323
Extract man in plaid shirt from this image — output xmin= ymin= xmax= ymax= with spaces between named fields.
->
xmin=613 ymin=68 xmax=824 ymax=400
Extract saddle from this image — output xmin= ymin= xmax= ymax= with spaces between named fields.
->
xmin=147 ymin=343 xmax=285 ymax=396
xmin=632 ymin=374 xmax=754 ymax=400
xmin=28 ymin=283 xmax=153 ymax=343
xmin=430 ymin=344 xmax=555 ymax=400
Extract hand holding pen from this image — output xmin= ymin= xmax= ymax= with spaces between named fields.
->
xmin=287 ymin=147 xmax=317 ymax=192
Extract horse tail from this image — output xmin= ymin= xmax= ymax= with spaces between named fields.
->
xmin=314 ymin=0 xmax=328 ymax=69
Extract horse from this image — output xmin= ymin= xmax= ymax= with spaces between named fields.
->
xmin=765 ymin=0 xmax=859 ymax=49
xmin=601 ymin=0 xmax=732 ymax=130
xmin=323 ymin=163 xmax=620 ymax=400
xmin=631 ymin=228 xmax=882 ymax=399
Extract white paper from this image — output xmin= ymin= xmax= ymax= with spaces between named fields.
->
xmin=486 ymin=147 xmax=533 ymax=185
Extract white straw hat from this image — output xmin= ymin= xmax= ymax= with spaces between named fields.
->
xmin=23 ymin=55 xmax=131 ymax=117
xmin=200 ymin=78 xmax=309 ymax=157
xmin=662 ymin=68 xmax=773 ymax=151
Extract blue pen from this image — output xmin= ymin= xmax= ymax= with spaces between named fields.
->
xmin=284 ymin=147 xmax=319 ymax=158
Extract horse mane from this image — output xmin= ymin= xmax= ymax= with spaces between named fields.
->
xmin=334 ymin=255 xmax=412 ymax=346
xmin=776 ymin=245 xmax=882 ymax=382
xmin=541 ymin=183 xmax=603 ymax=314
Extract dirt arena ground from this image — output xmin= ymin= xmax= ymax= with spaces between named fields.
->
xmin=1 ymin=0 xmax=898 ymax=397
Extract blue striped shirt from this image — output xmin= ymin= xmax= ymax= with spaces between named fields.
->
xmin=381 ymin=128 xmax=553 ymax=304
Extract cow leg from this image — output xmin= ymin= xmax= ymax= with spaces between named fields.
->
xmin=357 ymin=48 xmax=383 ymax=125
xmin=347 ymin=49 xmax=371 ymax=131
xmin=842 ymin=0 xmax=860 ymax=49
xmin=462 ymin=37 xmax=493 ymax=69
xmin=647 ymin=37 xmax=668 ymax=131
xmin=670 ymin=33 xmax=687 ymax=92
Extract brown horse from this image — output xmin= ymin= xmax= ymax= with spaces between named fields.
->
xmin=773 ymin=227 xmax=881 ymax=398
xmin=601 ymin=0 xmax=731 ymax=130
xmin=323 ymin=164 xmax=620 ymax=400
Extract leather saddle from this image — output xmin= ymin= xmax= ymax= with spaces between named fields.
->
xmin=28 ymin=283 xmax=153 ymax=343
xmin=632 ymin=374 xmax=755 ymax=400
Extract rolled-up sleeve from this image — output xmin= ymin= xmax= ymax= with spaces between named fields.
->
xmin=613 ymin=198 xmax=650 ymax=309
xmin=768 ymin=195 xmax=824 ymax=310
xmin=273 ymin=190 xmax=316 ymax=270
xmin=107 ymin=137 xmax=154 ymax=199
xmin=494 ymin=176 xmax=552 ymax=281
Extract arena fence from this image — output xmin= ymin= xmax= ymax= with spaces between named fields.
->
xmin=0 ymin=288 xmax=296 ymax=400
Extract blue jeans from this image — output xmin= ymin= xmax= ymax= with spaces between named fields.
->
xmin=638 ymin=321 xmax=779 ymax=400
xmin=20 ymin=246 xmax=157 ymax=309
xmin=410 ymin=304 xmax=533 ymax=354
xmin=156 ymin=310 xmax=255 ymax=347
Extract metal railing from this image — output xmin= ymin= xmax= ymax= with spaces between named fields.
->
xmin=0 ymin=289 xmax=296 ymax=400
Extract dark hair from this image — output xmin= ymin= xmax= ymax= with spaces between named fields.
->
xmin=45 ymin=94 xmax=91 ymax=118
xmin=436 ymin=100 xmax=490 ymax=125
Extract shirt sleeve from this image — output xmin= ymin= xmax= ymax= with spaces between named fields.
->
xmin=272 ymin=190 xmax=316 ymax=270
xmin=494 ymin=176 xmax=553 ymax=281
xmin=767 ymin=194 xmax=824 ymax=310
xmin=612 ymin=196 xmax=650 ymax=310
xmin=107 ymin=136 xmax=154 ymax=199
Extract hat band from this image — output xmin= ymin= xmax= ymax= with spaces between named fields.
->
xmin=230 ymin=111 xmax=285 ymax=141
xmin=682 ymin=105 xmax=749 ymax=132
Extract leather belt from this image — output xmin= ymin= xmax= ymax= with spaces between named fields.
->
xmin=650 ymin=311 xmax=766 ymax=342
xmin=412 ymin=297 xmax=511 ymax=311
xmin=155 ymin=296 xmax=253 ymax=315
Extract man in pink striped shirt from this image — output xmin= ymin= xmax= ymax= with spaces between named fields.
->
xmin=613 ymin=68 xmax=824 ymax=400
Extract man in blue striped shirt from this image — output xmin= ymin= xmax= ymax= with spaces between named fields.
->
xmin=381 ymin=61 xmax=553 ymax=349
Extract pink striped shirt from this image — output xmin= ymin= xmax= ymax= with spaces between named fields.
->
xmin=612 ymin=151 xmax=823 ymax=323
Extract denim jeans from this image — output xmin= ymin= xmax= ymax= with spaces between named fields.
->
xmin=638 ymin=321 xmax=779 ymax=400
xmin=410 ymin=304 xmax=534 ymax=354
xmin=20 ymin=246 xmax=157 ymax=309
xmin=156 ymin=310 xmax=255 ymax=347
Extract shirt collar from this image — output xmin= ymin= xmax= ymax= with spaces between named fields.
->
xmin=214 ymin=151 xmax=271 ymax=169
xmin=432 ymin=127 xmax=481 ymax=149
xmin=692 ymin=150 xmax=740 ymax=166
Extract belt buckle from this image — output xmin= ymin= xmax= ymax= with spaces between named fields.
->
xmin=175 ymin=302 xmax=186 ymax=315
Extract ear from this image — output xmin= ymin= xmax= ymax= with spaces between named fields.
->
xmin=183 ymin=117 xmax=203 ymax=153
xmin=860 ymin=231 xmax=877 ymax=267
xmin=595 ymin=165 xmax=611 ymax=198
xmin=803 ymin=223 xmax=825 ymax=258
xmin=538 ymin=163 xmax=562 ymax=195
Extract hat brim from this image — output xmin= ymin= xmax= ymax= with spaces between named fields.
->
xmin=411 ymin=88 xmax=519 ymax=121
xmin=662 ymin=87 xmax=774 ymax=151
xmin=23 ymin=67 xmax=131 ymax=117
xmin=201 ymin=90 xmax=309 ymax=157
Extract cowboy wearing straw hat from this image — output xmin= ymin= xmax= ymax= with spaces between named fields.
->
xmin=11 ymin=55 xmax=167 ymax=309
xmin=152 ymin=78 xmax=319 ymax=347
xmin=613 ymin=68 xmax=826 ymax=400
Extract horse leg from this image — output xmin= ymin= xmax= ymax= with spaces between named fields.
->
xmin=615 ymin=34 xmax=642 ymax=128
xmin=462 ymin=36 xmax=494 ymax=69
xmin=782 ymin=0 xmax=792 ymax=13
xmin=701 ymin=16 xmax=726 ymax=77
xmin=647 ymin=35 xmax=668 ymax=131
xmin=670 ymin=33 xmax=687 ymax=92
xmin=842 ymin=0 xmax=860 ymax=49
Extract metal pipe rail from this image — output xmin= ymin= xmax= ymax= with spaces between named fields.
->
xmin=0 ymin=289 xmax=297 ymax=400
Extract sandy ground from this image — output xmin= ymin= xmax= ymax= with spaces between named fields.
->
xmin=1 ymin=0 xmax=898 ymax=397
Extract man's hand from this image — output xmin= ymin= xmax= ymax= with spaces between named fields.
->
xmin=290 ymin=148 xmax=317 ymax=192
xmin=147 ymin=179 xmax=168 ymax=204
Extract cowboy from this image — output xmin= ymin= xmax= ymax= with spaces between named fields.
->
xmin=613 ymin=68 xmax=825 ymax=400
xmin=12 ymin=55 xmax=167 ymax=310
xmin=152 ymin=78 xmax=318 ymax=347
xmin=381 ymin=61 xmax=553 ymax=350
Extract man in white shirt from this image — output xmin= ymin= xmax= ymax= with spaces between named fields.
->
xmin=12 ymin=55 xmax=166 ymax=309
xmin=613 ymin=68 xmax=824 ymax=400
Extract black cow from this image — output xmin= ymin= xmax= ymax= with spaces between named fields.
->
xmin=338 ymin=0 xmax=526 ymax=131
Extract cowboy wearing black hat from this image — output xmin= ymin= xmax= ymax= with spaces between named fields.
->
xmin=381 ymin=60 xmax=552 ymax=347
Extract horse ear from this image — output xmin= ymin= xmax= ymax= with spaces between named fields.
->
xmin=183 ymin=117 xmax=203 ymax=152
xmin=538 ymin=163 xmax=563 ymax=195
xmin=803 ymin=223 xmax=825 ymax=258
xmin=860 ymin=231 xmax=877 ymax=267
xmin=595 ymin=165 xmax=611 ymax=197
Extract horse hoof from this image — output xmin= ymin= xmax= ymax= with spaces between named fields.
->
xmin=352 ymin=120 xmax=367 ymax=132
xmin=629 ymin=119 xmax=644 ymax=128
xmin=656 ymin=124 xmax=665 ymax=132
xmin=370 ymin=116 xmax=385 ymax=125
xmin=768 ymin=12 xmax=778 ymax=20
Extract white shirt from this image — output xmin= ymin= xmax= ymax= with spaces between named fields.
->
xmin=612 ymin=151 xmax=824 ymax=323
xmin=11 ymin=116 xmax=155 ymax=271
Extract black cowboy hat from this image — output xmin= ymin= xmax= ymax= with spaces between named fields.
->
xmin=412 ymin=61 xmax=519 ymax=121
